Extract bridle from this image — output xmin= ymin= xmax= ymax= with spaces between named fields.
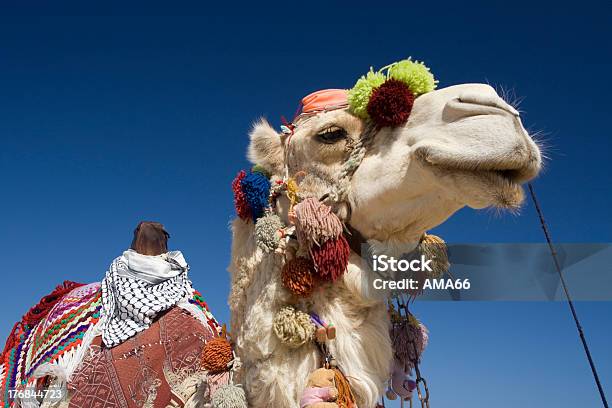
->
xmin=281 ymin=106 xmax=377 ymax=257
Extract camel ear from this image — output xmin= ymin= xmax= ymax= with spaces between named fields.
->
xmin=247 ymin=119 xmax=284 ymax=175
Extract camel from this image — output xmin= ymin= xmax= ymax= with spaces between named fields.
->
xmin=228 ymin=69 xmax=541 ymax=407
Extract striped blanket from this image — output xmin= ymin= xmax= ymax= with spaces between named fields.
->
xmin=0 ymin=283 xmax=223 ymax=408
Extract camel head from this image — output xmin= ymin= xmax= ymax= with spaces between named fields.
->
xmin=247 ymin=60 xmax=541 ymax=246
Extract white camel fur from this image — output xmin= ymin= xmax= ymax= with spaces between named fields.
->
xmin=228 ymin=83 xmax=542 ymax=407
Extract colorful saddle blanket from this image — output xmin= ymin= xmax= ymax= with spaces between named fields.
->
xmin=1 ymin=282 xmax=102 ymax=407
xmin=0 ymin=283 xmax=222 ymax=408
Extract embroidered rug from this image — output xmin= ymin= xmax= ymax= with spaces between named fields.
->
xmin=68 ymin=307 xmax=226 ymax=408
xmin=0 ymin=283 xmax=223 ymax=408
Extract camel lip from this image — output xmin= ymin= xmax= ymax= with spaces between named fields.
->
xmin=471 ymin=162 xmax=540 ymax=185
xmin=413 ymin=145 xmax=541 ymax=185
xmin=438 ymin=165 xmax=523 ymax=189
xmin=416 ymin=153 xmax=519 ymax=182
xmin=488 ymin=168 xmax=524 ymax=185
xmin=415 ymin=156 xmax=528 ymax=209
xmin=476 ymin=169 xmax=526 ymax=209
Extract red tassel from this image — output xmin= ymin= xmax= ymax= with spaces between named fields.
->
xmin=310 ymin=236 xmax=350 ymax=282
xmin=232 ymin=170 xmax=252 ymax=220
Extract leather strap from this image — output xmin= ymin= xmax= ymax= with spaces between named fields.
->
xmin=344 ymin=223 xmax=367 ymax=257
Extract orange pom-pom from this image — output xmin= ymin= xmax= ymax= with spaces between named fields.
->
xmin=201 ymin=336 xmax=233 ymax=373
xmin=281 ymin=257 xmax=316 ymax=297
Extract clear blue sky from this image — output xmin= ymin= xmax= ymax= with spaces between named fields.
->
xmin=1 ymin=2 xmax=610 ymax=407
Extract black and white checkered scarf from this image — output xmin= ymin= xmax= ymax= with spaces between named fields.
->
xmin=101 ymin=249 xmax=193 ymax=347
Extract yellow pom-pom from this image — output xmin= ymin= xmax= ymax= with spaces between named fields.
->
xmin=348 ymin=69 xmax=386 ymax=119
xmin=387 ymin=59 xmax=437 ymax=96
xmin=418 ymin=233 xmax=448 ymax=279
xmin=273 ymin=306 xmax=315 ymax=348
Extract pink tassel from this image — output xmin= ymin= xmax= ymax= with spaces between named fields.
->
xmin=390 ymin=320 xmax=428 ymax=373
xmin=293 ymin=197 xmax=343 ymax=248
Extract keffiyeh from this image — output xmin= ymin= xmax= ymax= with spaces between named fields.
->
xmin=101 ymin=249 xmax=193 ymax=347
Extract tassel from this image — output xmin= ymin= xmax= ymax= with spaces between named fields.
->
xmin=390 ymin=316 xmax=428 ymax=373
xmin=272 ymin=306 xmax=315 ymax=348
xmin=281 ymin=257 xmax=316 ymax=297
xmin=211 ymin=384 xmax=248 ymax=408
xmin=293 ymin=197 xmax=343 ymax=248
xmin=240 ymin=171 xmax=271 ymax=221
xmin=201 ymin=325 xmax=234 ymax=373
xmin=286 ymin=177 xmax=300 ymax=209
xmin=255 ymin=213 xmax=284 ymax=252
xmin=232 ymin=170 xmax=252 ymax=221
xmin=310 ymin=236 xmax=350 ymax=281
xmin=417 ymin=233 xmax=449 ymax=279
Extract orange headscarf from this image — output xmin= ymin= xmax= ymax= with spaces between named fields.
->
xmin=301 ymin=89 xmax=348 ymax=114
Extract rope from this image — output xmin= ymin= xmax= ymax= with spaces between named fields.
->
xmin=528 ymin=183 xmax=609 ymax=408
xmin=328 ymin=123 xmax=377 ymax=203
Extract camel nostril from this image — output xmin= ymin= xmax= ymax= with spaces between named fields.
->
xmin=457 ymin=92 xmax=519 ymax=116
xmin=442 ymin=95 xmax=519 ymax=123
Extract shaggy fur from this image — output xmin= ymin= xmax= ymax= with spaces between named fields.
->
xmin=229 ymin=224 xmax=391 ymax=407
xmin=229 ymin=83 xmax=542 ymax=407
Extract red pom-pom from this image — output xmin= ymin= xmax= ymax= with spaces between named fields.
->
xmin=310 ymin=236 xmax=350 ymax=282
xmin=367 ymin=79 xmax=415 ymax=127
xmin=282 ymin=257 xmax=316 ymax=297
xmin=201 ymin=336 xmax=233 ymax=373
xmin=232 ymin=170 xmax=252 ymax=220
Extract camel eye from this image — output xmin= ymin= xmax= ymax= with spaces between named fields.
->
xmin=316 ymin=126 xmax=347 ymax=144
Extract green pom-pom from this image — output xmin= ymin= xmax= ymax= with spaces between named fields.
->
xmin=348 ymin=69 xmax=386 ymax=119
xmin=251 ymin=164 xmax=270 ymax=177
xmin=388 ymin=59 xmax=437 ymax=96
